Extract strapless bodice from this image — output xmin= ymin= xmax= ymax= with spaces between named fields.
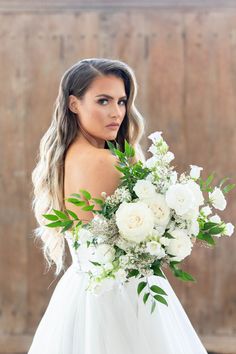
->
xmin=64 ymin=231 xmax=95 ymax=273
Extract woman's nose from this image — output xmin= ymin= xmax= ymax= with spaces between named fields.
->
xmin=110 ymin=103 xmax=123 ymax=117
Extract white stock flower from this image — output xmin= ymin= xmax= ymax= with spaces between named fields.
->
xmin=162 ymin=151 xmax=175 ymax=163
xmin=209 ymin=187 xmax=227 ymax=210
xmin=165 ymin=183 xmax=195 ymax=215
xmin=116 ymin=201 xmax=155 ymax=243
xmin=201 ymin=206 xmax=212 ymax=216
xmin=166 ymin=229 xmax=193 ymax=262
xmin=90 ymin=244 xmax=116 ymax=265
xmin=146 ymin=241 xmax=165 ymax=258
xmin=145 ymin=156 xmax=159 ymax=169
xmin=190 ymin=165 xmax=203 ymax=179
xmin=209 ymin=214 xmax=221 ymax=223
xmin=148 ymin=131 xmax=163 ymax=143
xmin=133 ymin=180 xmax=156 ymax=199
xmin=224 ymin=223 xmax=234 ymax=237
xmin=148 ymin=144 xmax=158 ymax=155
xmin=144 ymin=193 xmax=171 ymax=226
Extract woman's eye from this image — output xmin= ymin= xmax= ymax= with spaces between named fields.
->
xmin=98 ymin=99 xmax=109 ymax=105
xmin=98 ymin=99 xmax=127 ymax=106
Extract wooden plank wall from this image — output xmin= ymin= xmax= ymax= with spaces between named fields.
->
xmin=0 ymin=1 xmax=236 ymax=353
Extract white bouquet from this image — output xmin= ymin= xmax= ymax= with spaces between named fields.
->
xmin=43 ymin=131 xmax=235 ymax=313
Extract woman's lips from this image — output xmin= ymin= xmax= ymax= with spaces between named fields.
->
xmin=106 ymin=125 xmax=119 ymax=130
xmin=106 ymin=124 xmax=120 ymax=129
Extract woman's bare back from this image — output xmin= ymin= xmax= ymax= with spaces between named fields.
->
xmin=63 ymin=140 xmax=122 ymax=222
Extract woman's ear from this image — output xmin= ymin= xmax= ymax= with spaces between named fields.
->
xmin=68 ymin=95 xmax=78 ymax=113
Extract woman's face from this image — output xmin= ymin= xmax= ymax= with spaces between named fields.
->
xmin=69 ymin=74 xmax=127 ymax=145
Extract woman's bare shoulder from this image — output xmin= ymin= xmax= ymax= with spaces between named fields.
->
xmin=64 ymin=143 xmax=122 ymax=199
xmin=65 ymin=143 xmax=119 ymax=172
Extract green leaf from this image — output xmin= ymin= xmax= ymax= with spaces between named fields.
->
xmin=137 ymin=281 xmax=147 ymax=296
xmin=208 ymin=226 xmax=225 ymax=235
xmin=143 ymin=292 xmax=150 ymax=304
xmin=92 ymin=197 xmax=104 ymax=205
xmin=66 ymin=209 xmax=79 ymax=220
xmin=52 ymin=209 xmax=68 ymax=219
xmin=151 ymin=299 xmax=156 ymax=314
xmin=82 ymin=205 xmax=94 ymax=211
xmin=203 ymin=222 xmax=219 ymax=230
xmin=197 ymin=232 xmax=215 ymax=245
xmin=174 ymin=269 xmax=196 ymax=282
xmin=154 ymin=294 xmax=168 ymax=306
xmin=150 ymin=285 xmax=167 ymax=296
xmin=42 ymin=214 xmax=58 ymax=221
xmin=223 ymin=183 xmax=235 ymax=194
xmin=151 ymin=261 xmax=166 ymax=279
xmin=80 ymin=189 xmax=91 ymax=200
xmin=89 ymin=261 xmax=101 ymax=266
xmin=205 ymin=173 xmax=215 ymax=187
xmin=127 ymin=269 xmax=139 ymax=278
xmin=106 ymin=140 xmax=116 ymax=153
xmin=61 ymin=221 xmax=73 ymax=233
xmin=219 ymin=177 xmax=230 ymax=188
xmin=45 ymin=220 xmax=63 ymax=228
xmin=165 ymin=232 xmax=175 ymax=239
xmin=66 ymin=198 xmax=86 ymax=206
xmin=70 ymin=193 xmax=81 ymax=198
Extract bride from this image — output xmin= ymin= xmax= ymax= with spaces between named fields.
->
xmin=28 ymin=58 xmax=208 ymax=353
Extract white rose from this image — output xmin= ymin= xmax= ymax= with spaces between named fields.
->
xmin=166 ymin=229 xmax=193 ymax=261
xmin=153 ymin=225 xmax=166 ymax=237
xmin=159 ymin=237 xmax=171 ymax=247
xmin=133 ymin=180 xmax=156 ymax=199
xmin=90 ymin=244 xmax=116 ymax=265
xmin=115 ymin=201 xmax=155 ymax=243
xmin=146 ymin=241 xmax=166 ymax=258
xmin=144 ymin=193 xmax=171 ymax=226
xmin=189 ymin=220 xmax=199 ymax=236
xmin=182 ymin=207 xmax=199 ymax=221
xmin=224 ymin=222 xmax=234 ymax=237
xmin=209 ymin=214 xmax=221 ymax=223
xmin=190 ymin=165 xmax=203 ymax=179
xmin=209 ymin=187 xmax=227 ymax=210
xmin=186 ymin=180 xmax=204 ymax=207
xmin=201 ymin=206 xmax=212 ymax=216
xmin=148 ymin=131 xmax=163 ymax=143
xmin=79 ymin=228 xmax=94 ymax=244
xmin=165 ymin=183 xmax=195 ymax=215
xmin=89 ymin=278 xmax=115 ymax=296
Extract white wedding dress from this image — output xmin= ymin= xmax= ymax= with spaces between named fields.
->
xmin=28 ymin=230 xmax=208 ymax=354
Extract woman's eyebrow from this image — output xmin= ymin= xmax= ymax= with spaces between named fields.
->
xmin=95 ymin=94 xmax=127 ymax=99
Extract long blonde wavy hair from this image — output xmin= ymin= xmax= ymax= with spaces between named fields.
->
xmin=31 ymin=58 xmax=146 ymax=276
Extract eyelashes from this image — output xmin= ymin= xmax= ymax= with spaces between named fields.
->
xmin=97 ymin=98 xmax=127 ymax=106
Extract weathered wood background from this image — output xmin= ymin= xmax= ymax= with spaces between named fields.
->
xmin=0 ymin=1 xmax=236 ymax=353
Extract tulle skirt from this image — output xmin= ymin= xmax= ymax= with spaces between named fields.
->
xmin=27 ymin=263 xmax=208 ymax=354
